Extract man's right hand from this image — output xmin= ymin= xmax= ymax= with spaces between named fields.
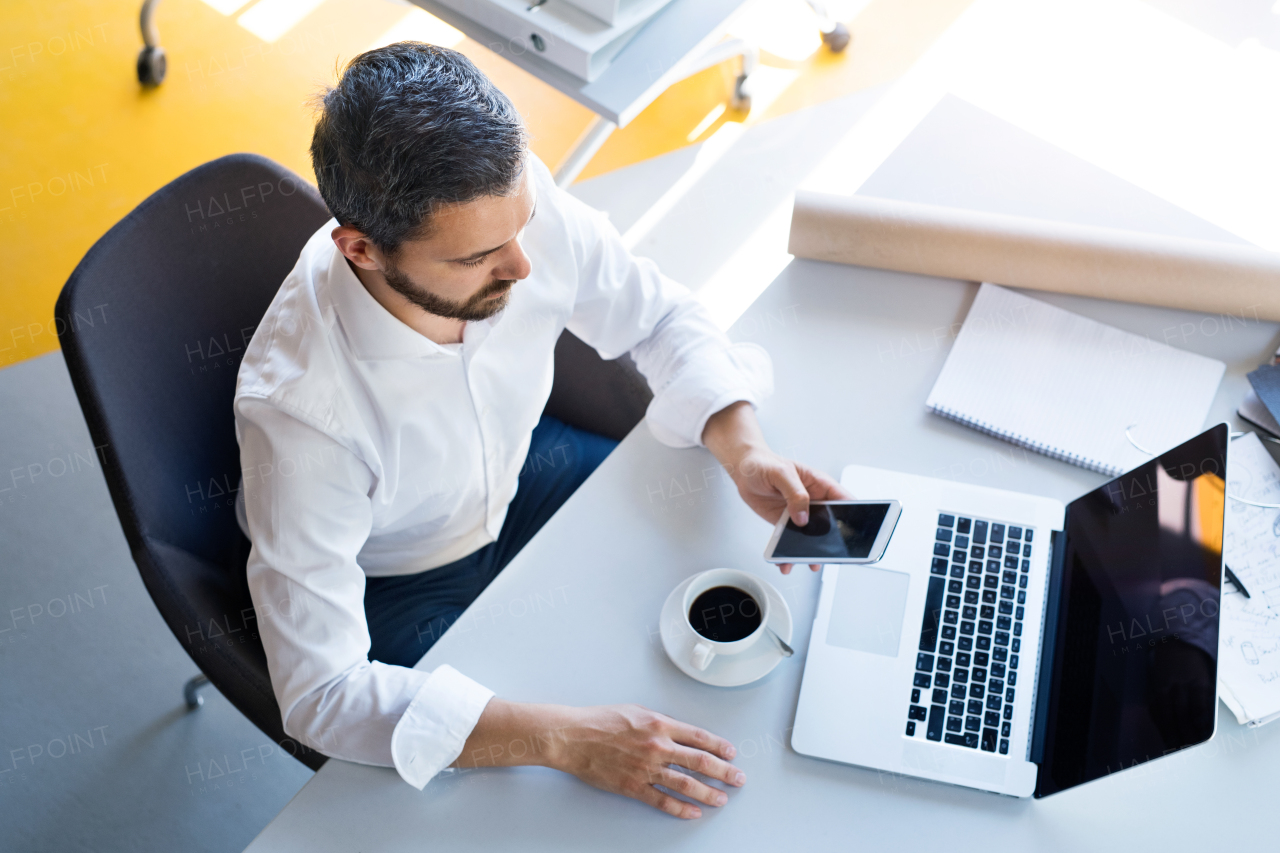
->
xmin=452 ymin=699 xmax=745 ymax=819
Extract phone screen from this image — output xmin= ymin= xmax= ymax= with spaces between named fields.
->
xmin=773 ymin=503 xmax=892 ymax=560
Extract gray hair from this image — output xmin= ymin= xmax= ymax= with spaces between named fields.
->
xmin=310 ymin=42 xmax=528 ymax=254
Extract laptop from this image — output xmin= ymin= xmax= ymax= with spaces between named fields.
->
xmin=792 ymin=424 xmax=1229 ymax=797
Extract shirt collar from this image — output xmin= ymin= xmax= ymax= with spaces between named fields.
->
xmin=322 ymin=239 xmax=458 ymax=361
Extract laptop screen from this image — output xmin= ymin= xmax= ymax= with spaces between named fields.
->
xmin=1033 ymin=424 xmax=1227 ymax=797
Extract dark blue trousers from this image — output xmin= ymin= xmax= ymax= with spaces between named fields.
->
xmin=364 ymin=416 xmax=617 ymax=668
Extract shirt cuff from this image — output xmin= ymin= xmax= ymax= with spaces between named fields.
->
xmin=646 ymin=342 xmax=775 ymax=448
xmin=390 ymin=664 xmax=495 ymax=790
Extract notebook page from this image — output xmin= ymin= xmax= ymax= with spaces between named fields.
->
xmin=925 ymin=284 xmax=1225 ymax=475
xmin=1220 ymin=432 xmax=1280 ymax=726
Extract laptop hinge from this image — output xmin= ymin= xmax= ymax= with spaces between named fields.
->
xmin=1029 ymin=526 xmax=1067 ymax=769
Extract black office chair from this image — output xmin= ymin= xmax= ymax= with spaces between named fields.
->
xmin=55 ymin=153 xmax=651 ymax=770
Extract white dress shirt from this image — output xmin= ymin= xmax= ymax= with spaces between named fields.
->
xmin=233 ymin=155 xmax=773 ymax=789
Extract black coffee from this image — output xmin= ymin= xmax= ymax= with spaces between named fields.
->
xmin=689 ymin=585 xmax=762 ymax=642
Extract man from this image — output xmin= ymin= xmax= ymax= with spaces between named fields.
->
xmin=234 ymin=42 xmax=846 ymax=820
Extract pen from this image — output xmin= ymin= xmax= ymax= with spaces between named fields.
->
xmin=1225 ymin=565 xmax=1252 ymax=599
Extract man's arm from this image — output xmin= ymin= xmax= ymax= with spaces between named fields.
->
xmin=451 ymin=700 xmax=745 ymax=820
xmin=546 ymin=161 xmax=850 ymax=566
xmin=545 ymin=161 xmax=771 ymax=453
xmin=236 ymin=398 xmax=495 ymax=783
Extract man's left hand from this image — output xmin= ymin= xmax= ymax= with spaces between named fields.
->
xmin=701 ymin=402 xmax=852 ymax=574
xmin=727 ymin=446 xmax=850 ymax=573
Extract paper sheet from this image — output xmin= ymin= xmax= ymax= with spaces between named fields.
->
xmin=788 ymin=192 xmax=1280 ymax=320
xmin=1219 ymin=432 xmax=1280 ymax=726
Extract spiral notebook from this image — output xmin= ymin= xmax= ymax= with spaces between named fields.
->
xmin=926 ymin=283 xmax=1225 ymax=476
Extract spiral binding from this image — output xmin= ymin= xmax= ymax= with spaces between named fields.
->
xmin=928 ymin=404 xmax=1124 ymax=477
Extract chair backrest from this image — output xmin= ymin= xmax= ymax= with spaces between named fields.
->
xmin=57 ymin=153 xmax=334 ymax=768
xmin=57 ymin=153 xmax=651 ymax=770
xmin=546 ymin=329 xmax=650 ymax=441
xmin=59 ymin=154 xmax=335 ymax=562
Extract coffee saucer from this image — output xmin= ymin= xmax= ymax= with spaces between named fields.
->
xmin=660 ymin=572 xmax=794 ymax=687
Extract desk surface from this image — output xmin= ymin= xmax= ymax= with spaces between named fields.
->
xmin=244 ymin=95 xmax=1280 ymax=852
xmin=409 ymin=0 xmax=745 ymax=126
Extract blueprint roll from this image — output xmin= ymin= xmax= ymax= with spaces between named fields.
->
xmin=788 ymin=191 xmax=1280 ymax=321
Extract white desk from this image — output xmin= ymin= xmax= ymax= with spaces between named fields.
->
xmin=244 ymin=95 xmax=1280 ymax=852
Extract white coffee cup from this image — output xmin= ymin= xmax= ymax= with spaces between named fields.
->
xmin=682 ymin=568 xmax=771 ymax=671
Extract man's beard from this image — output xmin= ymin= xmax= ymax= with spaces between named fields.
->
xmin=383 ymin=258 xmax=514 ymax=322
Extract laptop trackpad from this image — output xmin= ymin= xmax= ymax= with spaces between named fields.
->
xmin=825 ymin=565 xmax=910 ymax=657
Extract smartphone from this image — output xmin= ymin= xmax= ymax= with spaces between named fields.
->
xmin=763 ymin=500 xmax=902 ymax=564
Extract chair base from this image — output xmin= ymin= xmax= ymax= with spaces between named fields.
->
xmin=184 ymin=673 xmax=210 ymax=709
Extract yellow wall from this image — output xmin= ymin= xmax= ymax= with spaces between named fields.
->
xmin=0 ymin=0 xmax=970 ymax=369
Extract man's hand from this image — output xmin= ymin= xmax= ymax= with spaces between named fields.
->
xmin=453 ymin=700 xmax=744 ymax=819
xmin=701 ymin=401 xmax=852 ymax=574
xmin=729 ymin=446 xmax=850 ymax=573
xmin=548 ymin=704 xmax=744 ymax=819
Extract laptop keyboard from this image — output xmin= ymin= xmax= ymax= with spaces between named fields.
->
xmin=904 ymin=513 xmax=1034 ymax=756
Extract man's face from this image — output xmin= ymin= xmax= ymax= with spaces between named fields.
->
xmin=359 ymin=168 xmax=537 ymax=322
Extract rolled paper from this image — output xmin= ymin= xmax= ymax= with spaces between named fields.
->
xmin=788 ymin=191 xmax=1280 ymax=321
